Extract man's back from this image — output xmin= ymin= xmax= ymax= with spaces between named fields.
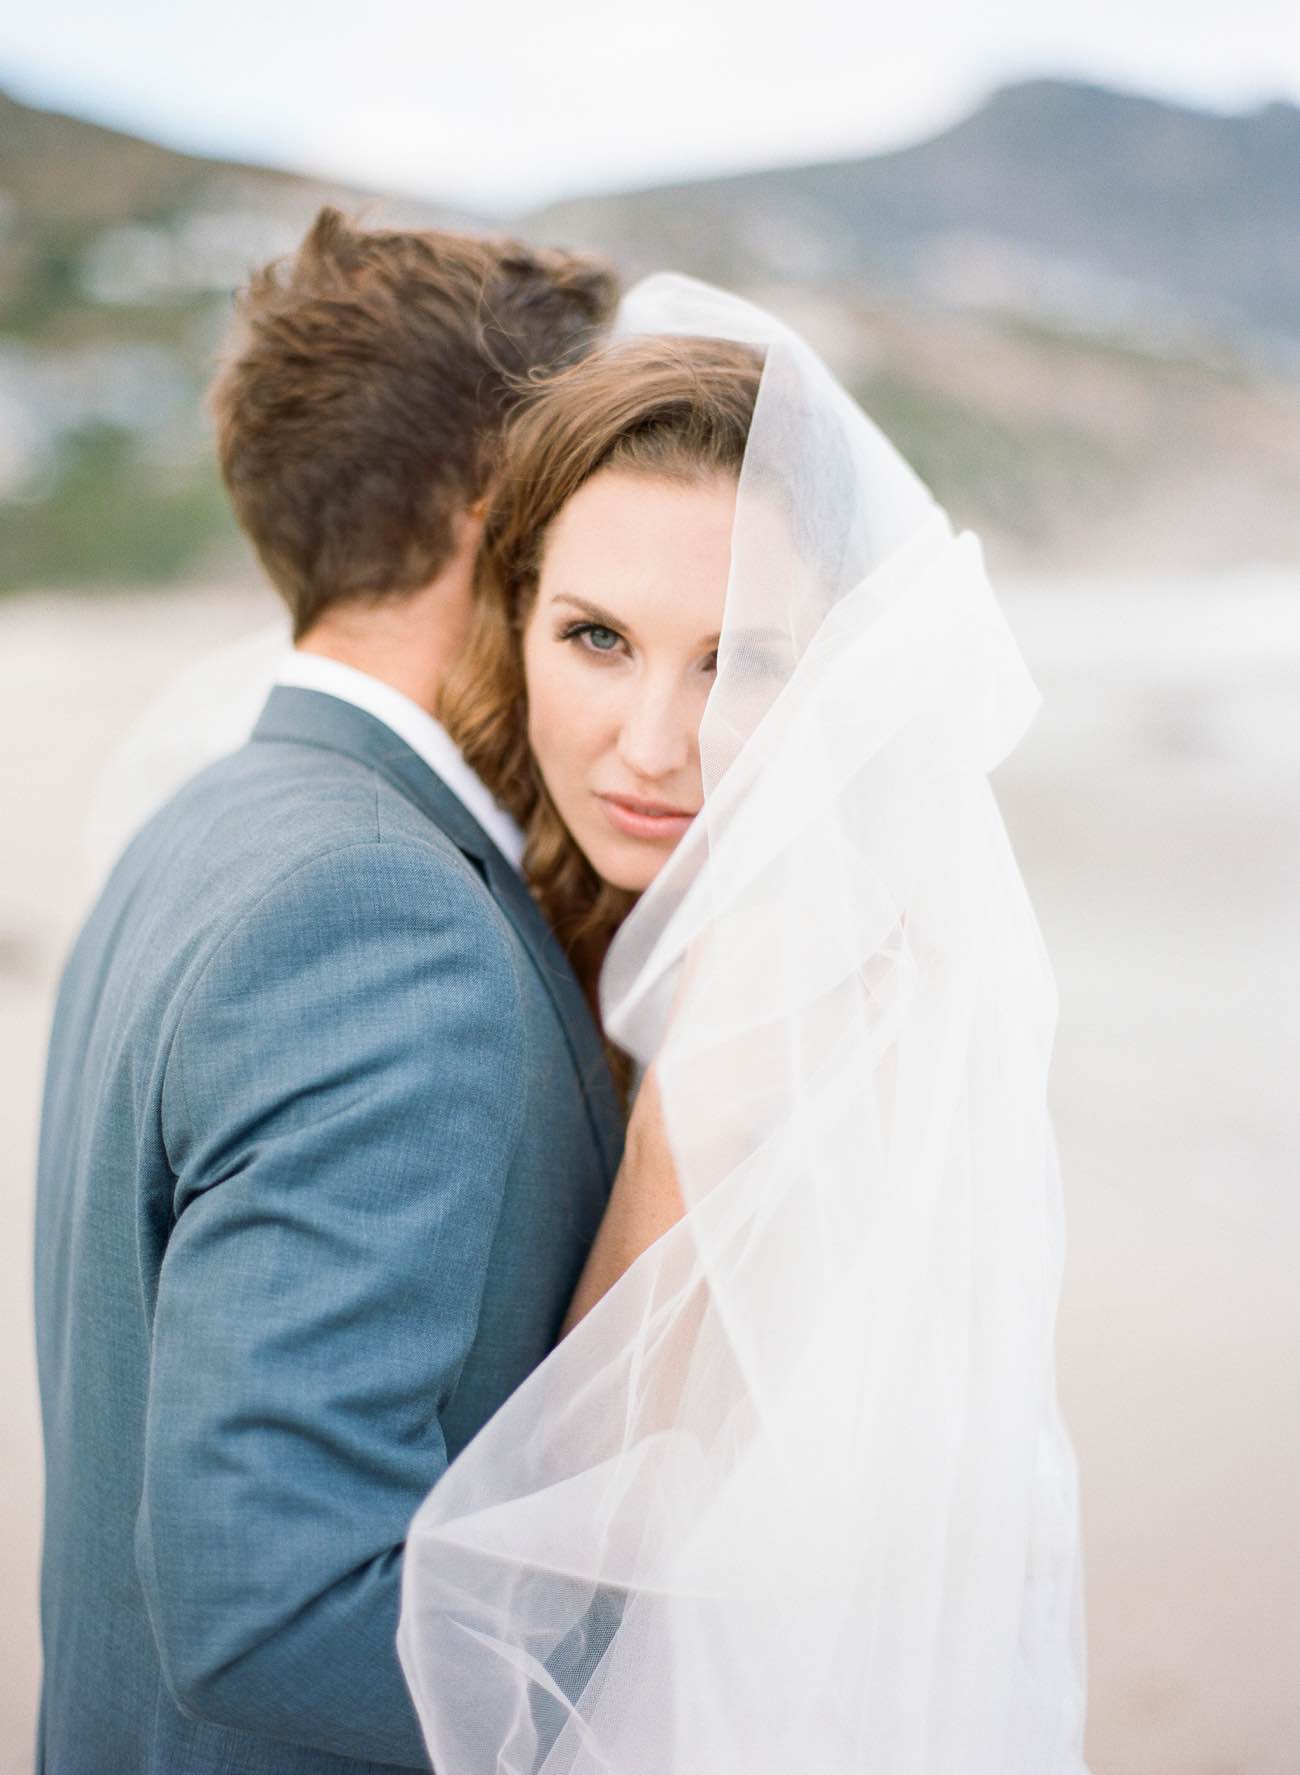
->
xmin=35 ymin=687 xmax=622 ymax=1773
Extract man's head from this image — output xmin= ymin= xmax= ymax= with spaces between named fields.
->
xmin=210 ymin=207 xmax=619 ymax=639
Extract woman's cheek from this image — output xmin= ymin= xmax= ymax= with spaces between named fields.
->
xmin=524 ymin=636 xmax=567 ymax=748
xmin=558 ymin=678 xmax=611 ymax=791
xmin=531 ymin=653 xmax=594 ymax=791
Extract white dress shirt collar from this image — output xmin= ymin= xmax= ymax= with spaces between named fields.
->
xmin=274 ymin=650 xmax=526 ymax=873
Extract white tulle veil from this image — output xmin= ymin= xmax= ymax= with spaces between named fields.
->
xmin=396 ymin=273 xmax=1088 ymax=1773
xmin=83 ymin=624 xmax=289 ymax=894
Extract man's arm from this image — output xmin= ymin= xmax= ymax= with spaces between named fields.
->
xmin=140 ymin=838 xmax=525 ymax=1766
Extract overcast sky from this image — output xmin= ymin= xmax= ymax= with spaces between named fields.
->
xmin=3 ymin=0 xmax=1298 ymax=212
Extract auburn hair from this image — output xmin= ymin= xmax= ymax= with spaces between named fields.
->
xmin=440 ymin=334 xmax=764 ymax=1085
xmin=209 ymin=206 xmax=619 ymax=637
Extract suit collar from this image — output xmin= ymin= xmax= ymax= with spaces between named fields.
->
xmin=272 ymin=652 xmax=526 ymax=871
xmin=253 ymin=685 xmax=501 ymax=865
xmin=252 ymin=686 xmax=624 ymax=1174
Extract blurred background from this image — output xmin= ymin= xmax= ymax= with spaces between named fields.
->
xmin=1 ymin=3 xmax=1297 ymax=1770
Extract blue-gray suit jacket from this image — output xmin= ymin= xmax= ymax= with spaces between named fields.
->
xmin=34 ymin=686 xmax=624 ymax=1773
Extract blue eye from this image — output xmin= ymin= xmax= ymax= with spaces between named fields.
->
xmin=559 ymin=620 xmax=624 ymax=657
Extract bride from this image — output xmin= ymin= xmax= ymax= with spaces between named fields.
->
xmin=399 ymin=276 xmax=1088 ymax=1773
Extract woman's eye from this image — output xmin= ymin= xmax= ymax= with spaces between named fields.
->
xmin=561 ymin=621 xmax=624 ymax=656
xmin=722 ymin=644 xmax=784 ymax=681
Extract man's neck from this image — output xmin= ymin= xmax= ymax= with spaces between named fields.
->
xmin=295 ymin=572 xmax=473 ymax=719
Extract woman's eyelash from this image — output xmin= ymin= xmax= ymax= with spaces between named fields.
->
xmin=558 ymin=620 xmax=625 ymax=656
xmin=556 ymin=620 xmax=718 ymax=674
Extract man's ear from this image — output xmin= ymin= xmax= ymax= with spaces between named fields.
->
xmin=452 ymin=498 xmax=488 ymax=555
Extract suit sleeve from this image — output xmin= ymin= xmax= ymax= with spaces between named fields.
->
xmin=139 ymin=837 xmax=526 ymax=1765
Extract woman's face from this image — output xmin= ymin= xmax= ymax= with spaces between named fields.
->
xmin=522 ymin=467 xmax=737 ymax=893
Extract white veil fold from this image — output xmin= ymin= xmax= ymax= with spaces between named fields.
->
xmin=83 ymin=622 xmax=289 ymax=895
xmin=397 ymin=275 xmax=1088 ymax=1773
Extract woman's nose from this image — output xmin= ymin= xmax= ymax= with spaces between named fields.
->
xmin=616 ymin=679 xmax=694 ymax=782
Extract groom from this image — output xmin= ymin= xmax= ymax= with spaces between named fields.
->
xmin=34 ymin=209 xmax=623 ymax=1773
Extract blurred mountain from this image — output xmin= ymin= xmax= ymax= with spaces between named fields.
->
xmin=1 ymin=76 xmax=1298 ymax=591
xmin=530 ymin=78 xmax=1300 ymax=346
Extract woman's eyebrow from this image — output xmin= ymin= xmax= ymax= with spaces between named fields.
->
xmin=549 ymin=593 xmax=631 ymax=633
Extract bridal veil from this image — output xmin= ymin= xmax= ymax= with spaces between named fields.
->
xmin=397 ymin=275 xmax=1088 ymax=1773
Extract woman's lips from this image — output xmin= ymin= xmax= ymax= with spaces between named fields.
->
xmin=595 ymin=792 xmax=697 ymax=843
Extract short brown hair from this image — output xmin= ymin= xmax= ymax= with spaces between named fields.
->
xmin=210 ymin=206 xmax=619 ymax=637
xmin=441 ymin=334 xmax=763 ymax=1079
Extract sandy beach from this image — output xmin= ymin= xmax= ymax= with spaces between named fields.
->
xmin=2 ymin=572 xmax=1297 ymax=1773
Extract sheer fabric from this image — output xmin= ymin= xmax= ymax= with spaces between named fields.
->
xmin=84 ymin=622 xmax=288 ymax=893
xmin=397 ymin=275 xmax=1088 ymax=1773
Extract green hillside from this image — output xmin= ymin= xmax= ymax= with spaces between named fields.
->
xmin=0 ymin=89 xmax=471 ymax=591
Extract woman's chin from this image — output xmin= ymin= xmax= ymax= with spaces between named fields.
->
xmin=582 ymin=831 xmax=679 ymax=894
